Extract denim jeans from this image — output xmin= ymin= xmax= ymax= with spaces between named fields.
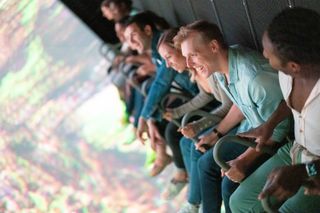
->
xmin=180 ymin=127 xmax=247 ymax=213
xmin=180 ymin=137 xmax=202 ymax=205
xmin=199 ymin=137 xmax=247 ymax=213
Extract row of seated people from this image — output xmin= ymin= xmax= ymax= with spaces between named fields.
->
xmin=101 ymin=1 xmax=320 ymax=212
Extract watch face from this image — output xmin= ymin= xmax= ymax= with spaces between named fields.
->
xmin=306 ymin=163 xmax=318 ymax=177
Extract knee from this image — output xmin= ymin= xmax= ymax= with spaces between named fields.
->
xmin=229 ymin=187 xmax=246 ymax=213
xmin=197 ymin=153 xmax=212 ymax=175
xmin=222 ymin=177 xmax=239 ymax=201
xmin=179 ymin=138 xmax=190 ymax=155
xmin=198 ymin=149 xmax=217 ymax=173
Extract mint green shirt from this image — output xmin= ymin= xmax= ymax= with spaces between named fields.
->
xmin=215 ymin=46 xmax=290 ymax=142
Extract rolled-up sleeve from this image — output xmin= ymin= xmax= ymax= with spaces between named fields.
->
xmin=248 ymin=73 xmax=290 ymax=142
xmin=172 ymin=88 xmax=213 ymax=118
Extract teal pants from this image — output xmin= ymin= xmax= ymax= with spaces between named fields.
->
xmin=230 ymin=142 xmax=320 ymax=213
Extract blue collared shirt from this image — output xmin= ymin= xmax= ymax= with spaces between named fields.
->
xmin=215 ymin=46 xmax=290 ymax=142
xmin=140 ymin=31 xmax=198 ymax=120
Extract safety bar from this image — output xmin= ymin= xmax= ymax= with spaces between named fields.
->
xmin=213 ymin=135 xmax=278 ymax=213
xmin=180 ymin=110 xmax=221 ymax=144
xmin=181 ymin=110 xmax=221 ymax=129
xmin=261 ymin=193 xmax=280 ymax=213
xmin=159 ymin=92 xmax=193 ymax=127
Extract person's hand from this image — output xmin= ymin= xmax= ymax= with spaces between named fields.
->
xmin=136 ymin=117 xmax=148 ymax=145
xmin=304 ymin=178 xmax=320 ymax=195
xmin=224 ymin=158 xmax=248 ymax=183
xmin=237 ymin=123 xmax=273 ymax=152
xmin=125 ymin=55 xmax=140 ymax=64
xmin=147 ymin=119 xmax=165 ymax=150
xmin=179 ymin=123 xmax=197 ymax=138
xmin=259 ymin=165 xmax=307 ymax=201
xmin=125 ymin=53 xmax=152 ymax=65
xmin=163 ymin=108 xmax=174 ymax=121
xmin=112 ymin=55 xmax=125 ymax=67
xmin=195 ymin=131 xmax=219 ymax=153
xmin=136 ymin=63 xmax=155 ymax=76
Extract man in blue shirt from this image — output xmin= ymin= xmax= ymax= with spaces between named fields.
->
xmin=123 ymin=13 xmax=198 ymax=180
xmin=175 ymin=20 xmax=290 ymax=213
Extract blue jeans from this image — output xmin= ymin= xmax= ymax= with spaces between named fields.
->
xmin=180 ymin=128 xmax=247 ymax=213
xmin=199 ymin=138 xmax=247 ymax=213
xmin=180 ymin=137 xmax=203 ymax=205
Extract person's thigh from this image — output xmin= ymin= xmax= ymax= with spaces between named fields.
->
xmin=280 ymin=187 xmax=320 ymax=213
xmin=230 ymin=143 xmax=292 ymax=213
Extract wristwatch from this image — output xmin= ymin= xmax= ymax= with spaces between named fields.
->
xmin=305 ymin=162 xmax=318 ymax=177
xmin=213 ymin=128 xmax=224 ymax=139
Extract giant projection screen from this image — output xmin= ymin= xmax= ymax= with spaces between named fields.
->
xmin=0 ymin=0 xmax=183 ymax=212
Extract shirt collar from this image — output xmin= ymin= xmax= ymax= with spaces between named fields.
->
xmin=151 ymin=30 xmax=162 ymax=59
xmin=305 ymin=78 xmax=320 ymax=108
xmin=228 ymin=46 xmax=240 ymax=84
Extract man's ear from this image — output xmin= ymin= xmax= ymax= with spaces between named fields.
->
xmin=144 ymin=25 xmax=153 ymax=36
xmin=209 ymin=39 xmax=219 ymax=53
xmin=287 ymin=61 xmax=301 ymax=74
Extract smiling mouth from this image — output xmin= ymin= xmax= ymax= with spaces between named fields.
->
xmin=195 ymin=65 xmax=205 ymax=74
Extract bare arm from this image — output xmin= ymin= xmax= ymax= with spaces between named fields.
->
xmin=225 ymin=146 xmax=270 ymax=182
xmin=216 ymin=104 xmax=244 ymax=135
xmin=195 ymin=104 xmax=244 ymax=152
xmin=169 ymin=89 xmax=214 ymax=119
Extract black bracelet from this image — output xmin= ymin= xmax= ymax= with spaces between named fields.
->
xmin=213 ymin=128 xmax=223 ymax=138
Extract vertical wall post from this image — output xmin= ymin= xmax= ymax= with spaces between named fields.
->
xmin=242 ymin=0 xmax=260 ymax=50
xmin=209 ymin=0 xmax=225 ymax=36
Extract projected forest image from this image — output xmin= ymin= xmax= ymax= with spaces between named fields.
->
xmin=0 ymin=0 xmax=184 ymax=212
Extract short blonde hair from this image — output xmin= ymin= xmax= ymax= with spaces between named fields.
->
xmin=173 ymin=20 xmax=227 ymax=49
xmin=173 ymin=26 xmax=190 ymax=50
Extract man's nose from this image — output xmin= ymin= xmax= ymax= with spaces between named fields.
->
xmin=186 ymin=56 xmax=193 ymax=68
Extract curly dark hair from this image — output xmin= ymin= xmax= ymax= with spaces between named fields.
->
xmin=267 ymin=7 xmax=320 ymax=65
xmin=124 ymin=11 xmax=169 ymax=32
xmin=101 ymin=0 xmax=132 ymax=9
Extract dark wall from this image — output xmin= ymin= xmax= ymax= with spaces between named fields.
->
xmin=59 ymin=0 xmax=320 ymax=49
xmin=132 ymin=0 xmax=320 ymax=51
xmin=60 ymin=0 xmax=118 ymax=44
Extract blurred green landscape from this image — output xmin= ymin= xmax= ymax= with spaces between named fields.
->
xmin=0 ymin=0 xmax=184 ymax=212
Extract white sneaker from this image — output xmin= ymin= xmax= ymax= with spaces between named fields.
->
xmin=161 ymin=179 xmax=188 ymax=200
xmin=198 ymin=204 xmax=203 ymax=213
xmin=177 ymin=202 xmax=199 ymax=213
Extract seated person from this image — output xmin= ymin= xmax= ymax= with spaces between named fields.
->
xmin=123 ymin=13 xmax=198 ymax=181
xmin=157 ymin=27 xmax=233 ymax=211
xmin=175 ymin=20 xmax=290 ymax=213
xmin=230 ymin=7 xmax=320 ymax=213
xmin=158 ymin=27 xmax=227 ymax=200
xmin=106 ymin=17 xmax=146 ymax=130
xmin=100 ymin=0 xmax=137 ymax=22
